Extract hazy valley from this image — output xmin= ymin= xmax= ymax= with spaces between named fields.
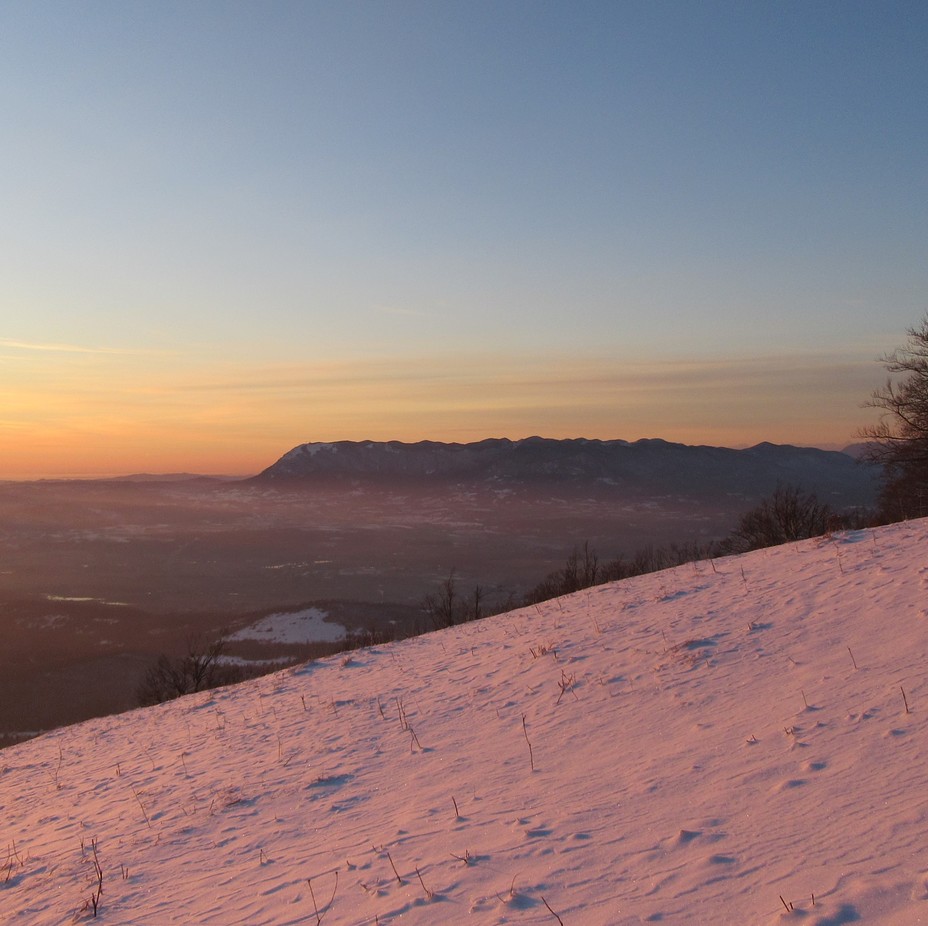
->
xmin=0 ymin=438 xmax=878 ymax=743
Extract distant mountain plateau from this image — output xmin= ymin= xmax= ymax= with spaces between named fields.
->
xmin=254 ymin=436 xmax=879 ymax=507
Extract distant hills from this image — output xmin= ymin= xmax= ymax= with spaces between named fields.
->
xmin=254 ymin=437 xmax=880 ymax=507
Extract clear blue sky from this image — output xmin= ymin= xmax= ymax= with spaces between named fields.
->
xmin=1 ymin=1 xmax=926 ymax=476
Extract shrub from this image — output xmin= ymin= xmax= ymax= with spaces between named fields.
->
xmin=721 ymin=484 xmax=833 ymax=553
xmin=137 ymin=632 xmax=242 ymax=706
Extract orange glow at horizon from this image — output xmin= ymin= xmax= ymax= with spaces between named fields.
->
xmin=0 ymin=345 xmax=881 ymax=479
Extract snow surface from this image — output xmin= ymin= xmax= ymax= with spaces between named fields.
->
xmin=3 ymin=519 xmax=928 ymax=925
xmin=228 ymin=608 xmax=347 ymax=645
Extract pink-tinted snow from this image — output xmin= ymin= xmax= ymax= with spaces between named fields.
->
xmin=2 ymin=519 xmax=927 ymax=924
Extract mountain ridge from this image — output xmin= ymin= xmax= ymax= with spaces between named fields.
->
xmin=253 ymin=436 xmax=879 ymax=506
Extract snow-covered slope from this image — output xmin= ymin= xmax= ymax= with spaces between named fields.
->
xmin=2 ymin=520 xmax=927 ymax=925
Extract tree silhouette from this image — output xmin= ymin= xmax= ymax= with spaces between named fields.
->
xmin=861 ymin=314 xmax=928 ymax=520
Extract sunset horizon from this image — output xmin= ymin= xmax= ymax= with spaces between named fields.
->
xmin=2 ymin=2 xmax=924 ymax=480
xmin=0 ymin=430 xmax=867 ymax=483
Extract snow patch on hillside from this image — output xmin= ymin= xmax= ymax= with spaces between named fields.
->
xmin=228 ymin=607 xmax=347 ymax=644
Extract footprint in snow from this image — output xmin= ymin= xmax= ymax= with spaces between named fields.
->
xmin=771 ymin=778 xmax=807 ymax=792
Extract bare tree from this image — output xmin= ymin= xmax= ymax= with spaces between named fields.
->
xmin=561 ymin=541 xmax=599 ymax=594
xmin=523 ymin=541 xmax=602 ymax=604
xmin=423 ymin=568 xmax=459 ymax=630
xmin=861 ymin=314 xmax=928 ymax=519
xmin=137 ymin=632 xmax=234 ymax=706
xmin=423 ymin=569 xmax=486 ymax=629
xmin=469 ymin=584 xmax=485 ymax=622
xmin=724 ymin=484 xmax=833 ymax=553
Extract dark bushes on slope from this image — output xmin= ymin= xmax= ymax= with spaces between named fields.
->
xmin=137 ymin=633 xmax=243 ymax=706
xmin=523 ymin=486 xmax=872 ymax=605
xmin=523 ymin=539 xmax=719 ymax=605
xmin=720 ymin=484 xmax=835 ymax=554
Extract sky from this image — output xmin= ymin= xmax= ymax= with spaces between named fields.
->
xmin=1 ymin=0 xmax=926 ymax=478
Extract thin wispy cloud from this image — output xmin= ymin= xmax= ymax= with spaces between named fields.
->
xmin=159 ymin=348 xmax=876 ymax=395
xmin=0 ymin=338 xmax=156 ymax=356
xmin=0 ymin=344 xmax=878 ymax=478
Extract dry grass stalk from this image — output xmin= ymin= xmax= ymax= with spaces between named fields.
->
xmin=496 ymin=873 xmax=519 ymax=903
xmin=3 ymin=840 xmax=24 ymax=883
xmin=542 ymin=895 xmax=565 ymax=924
xmin=87 ymin=838 xmax=103 ymax=917
xmin=53 ymin=742 xmax=64 ymax=790
xmin=556 ymin=671 xmax=577 ymax=705
xmin=131 ymin=788 xmax=152 ymax=829
xmin=385 ymin=849 xmax=403 ymax=885
xmin=415 ymin=866 xmax=433 ymax=900
xmin=521 ymin=714 xmax=535 ymax=771
xmin=307 ymin=870 xmax=338 ymax=926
